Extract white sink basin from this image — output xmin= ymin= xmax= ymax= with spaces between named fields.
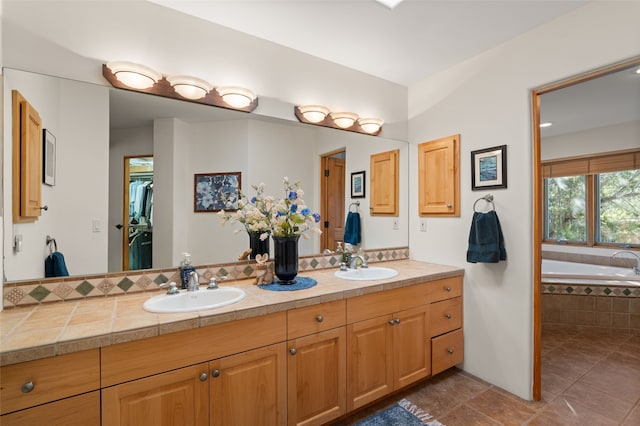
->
xmin=143 ymin=287 xmax=246 ymax=313
xmin=334 ymin=266 xmax=398 ymax=281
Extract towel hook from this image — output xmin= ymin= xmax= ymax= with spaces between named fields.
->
xmin=473 ymin=194 xmax=495 ymax=212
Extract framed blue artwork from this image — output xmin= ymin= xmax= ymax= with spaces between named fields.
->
xmin=194 ymin=172 xmax=241 ymax=212
xmin=471 ymin=145 xmax=507 ymax=190
xmin=351 ymin=170 xmax=366 ymax=198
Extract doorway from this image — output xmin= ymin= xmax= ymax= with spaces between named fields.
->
xmin=123 ymin=156 xmax=153 ymax=271
xmin=320 ymin=150 xmax=346 ymax=252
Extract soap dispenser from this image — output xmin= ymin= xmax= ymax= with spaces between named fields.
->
xmin=179 ymin=252 xmax=196 ymax=289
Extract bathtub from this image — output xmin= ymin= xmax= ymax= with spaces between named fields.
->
xmin=542 ymin=259 xmax=640 ymax=287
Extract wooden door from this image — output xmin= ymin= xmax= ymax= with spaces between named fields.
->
xmin=370 ymin=149 xmax=399 ymax=215
xmin=393 ymin=305 xmax=431 ymax=389
xmin=102 ymin=363 xmax=209 ymax=426
xmin=418 ymin=135 xmax=460 ymax=216
xmin=210 ymin=343 xmax=286 ymax=426
xmin=346 ymin=315 xmax=394 ymax=411
xmin=320 ymin=151 xmax=346 ymax=252
xmin=287 ymin=327 xmax=346 ymax=426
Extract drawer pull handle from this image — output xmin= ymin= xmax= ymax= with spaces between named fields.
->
xmin=316 ymin=315 xmax=324 ymax=323
xmin=447 ymin=348 xmax=455 ymax=354
xmin=212 ymin=369 xmax=220 ymax=378
xmin=200 ymin=373 xmax=208 ymax=382
xmin=21 ymin=381 xmax=34 ymax=393
xmin=290 ymin=348 xmax=297 ymax=355
xmin=445 ymin=287 xmax=452 ymax=292
xmin=445 ymin=313 xmax=452 ymax=319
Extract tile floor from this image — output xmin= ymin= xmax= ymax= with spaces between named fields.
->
xmin=332 ymin=325 xmax=640 ymax=425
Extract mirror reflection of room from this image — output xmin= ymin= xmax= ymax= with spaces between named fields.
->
xmin=125 ymin=156 xmax=153 ymax=271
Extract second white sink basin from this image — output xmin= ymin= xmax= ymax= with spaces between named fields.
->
xmin=143 ymin=287 xmax=246 ymax=313
xmin=334 ymin=266 xmax=398 ymax=281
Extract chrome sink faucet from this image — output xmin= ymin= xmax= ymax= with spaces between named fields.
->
xmin=187 ymin=271 xmax=200 ymax=292
xmin=349 ymin=254 xmax=368 ymax=269
xmin=611 ymin=250 xmax=640 ymax=275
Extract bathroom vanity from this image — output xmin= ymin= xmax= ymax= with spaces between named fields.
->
xmin=0 ymin=259 xmax=464 ymax=426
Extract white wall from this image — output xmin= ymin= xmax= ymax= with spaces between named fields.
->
xmin=2 ymin=69 xmax=109 ymax=281
xmin=541 ymin=120 xmax=640 ymax=161
xmin=408 ymin=1 xmax=640 ymax=400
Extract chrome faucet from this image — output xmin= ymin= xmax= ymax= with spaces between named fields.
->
xmin=611 ymin=250 xmax=640 ymax=275
xmin=349 ymin=254 xmax=368 ymax=269
xmin=187 ymin=271 xmax=200 ymax=291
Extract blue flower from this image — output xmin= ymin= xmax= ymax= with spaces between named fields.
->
xmin=251 ymin=196 xmax=257 ymax=203
xmin=301 ymin=208 xmax=311 ymax=216
xmin=288 ymin=191 xmax=297 ymax=200
xmin=290 ymin=204 xmax=298 ymax=213
xmin=277 ymin=211 xmax=286 ymax=217
xmin=312 ymin=212 xmax=321 ymax=223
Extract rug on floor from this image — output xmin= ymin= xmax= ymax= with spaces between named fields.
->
xmin=355 ymin=398 xmax=444 ymax=426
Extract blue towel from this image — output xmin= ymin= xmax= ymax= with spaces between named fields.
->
xmin=466 ymin=211 xmax=506 ymax=263
xmin=45 ymin=252 xmax=70 ymax=278
xmin=344 ymin=211 xmax=361 ymax=245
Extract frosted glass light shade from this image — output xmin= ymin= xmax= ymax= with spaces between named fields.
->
xmin=330 ymin=112 xmax=358 ymax=128
xmin=216 ymin=86 xmax=256 ymax=108
xmin=358 ymin=118 xmax=384 ymax=134
xmin=167 ymin=75 xmax=213 ymax=100
xmin=106 ymin=62 xmax=162 ymax=89
xmin=298 ymin=105 xmax=330 ymax=123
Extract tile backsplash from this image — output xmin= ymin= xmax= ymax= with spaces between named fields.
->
xmin=3 ymin=247 xmax=409 ymax=309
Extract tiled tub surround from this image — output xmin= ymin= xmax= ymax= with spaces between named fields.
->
xmin=2 ymin=247 xmax=409 ymax=309
xmin=0 ymin=258 xmax=459 ymax=366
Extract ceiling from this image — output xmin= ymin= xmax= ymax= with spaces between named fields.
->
xmin=149 ymin=0 xmax=588 ymax=86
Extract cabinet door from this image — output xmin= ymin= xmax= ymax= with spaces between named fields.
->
xmin=418 ymin=134 xmax=459 ymax=216
xmin=288 ymin=327 xmax=346 ymax=426
xmin=1 ymin=391 xmax=100 ymax=426
xmin=210 ymin=343 xmax=286 ymax=426
xmin=370 ymin=149 xmax=399 ymax=215
xmin=346 ymin=315 xmax=394 ymax=411
xmin=102 ymin=363 xmax=209 ymax=426
xmin=393 ymin=305 xmax=431 ymax=389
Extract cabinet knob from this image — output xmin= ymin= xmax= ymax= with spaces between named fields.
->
xmin=316 ymin=315 xmax=324 ymax=323
xmin=388 ymin=319 xmax=395 ymax=326
xmin=447 ymin=204 xmax=452 ymax=208
xmin=200 ymin=373 xmax=208 ymax=382
xmin=394 ymin=318 xmax=401 ymax=325
xmin=447 ymin=348 xmax=455 ymax=354
xmin=445 ymin=313 xmax=452 ymax=319
xmin=445 ymin=287 xmax=452 ymax=292
xmin=290 ymin=348 xmax=297 ymax=355
xmin=21 ymin=381 xmax=34 ymax=393
xmin=211 ymin=369 xmax=220 ymax=378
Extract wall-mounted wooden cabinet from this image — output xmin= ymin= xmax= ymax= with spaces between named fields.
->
xmin=370 ymin=149 xmax=399 ymax=216
xmin=418 ymin=134 xmax=460 ymax=217
xmin=12 ymin=90 xmax=43 ymax=223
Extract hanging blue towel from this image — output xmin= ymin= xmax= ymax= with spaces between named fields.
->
xmin=466 ymin=211 xmax=506 ymax=263
xmin=344 ymin=211 xmax=361 ymax=245
xmin=45 ymin=252 xmax=70 ymax=278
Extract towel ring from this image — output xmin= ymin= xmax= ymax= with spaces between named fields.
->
xmin=46 ymin=235 xmax=58 ymax=255
xmin=349 ymin=201 xmax=360 ymax=212
xmin=473 ymin=194 xmax=495 ymax=212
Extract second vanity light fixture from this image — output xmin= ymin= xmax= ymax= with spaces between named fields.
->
xmin=104 ymin=62 xmax=258 ymax=112
xmin=295 ymin=105 xmax=384 ymax=135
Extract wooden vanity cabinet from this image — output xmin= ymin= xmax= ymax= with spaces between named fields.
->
xmin=0 ymin=349 xmax=100 ymax=425
xmin=286 ymin=300 xmax=347 ymax=426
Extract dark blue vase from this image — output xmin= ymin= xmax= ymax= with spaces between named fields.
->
xmin=249 ymin=232 xmax=269 ymax=260
xmin=272 ymin=235 xmax=300 ymax=284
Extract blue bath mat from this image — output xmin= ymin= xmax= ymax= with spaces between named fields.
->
xmin=355 ymin=399 xmax=443 ymax=426
xmin=258 ymin=276 xmax=317 ymax=291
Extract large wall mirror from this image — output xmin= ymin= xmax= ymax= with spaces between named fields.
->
xmin=3 ymin=68 xmax=409 ymax=282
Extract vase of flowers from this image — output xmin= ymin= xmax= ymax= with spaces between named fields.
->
xmin=272 ymin=235 xmax=300 ymax=283
xmin=248 ymin=231 xmax=270 ymax=260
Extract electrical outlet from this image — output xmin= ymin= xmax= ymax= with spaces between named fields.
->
xmin=419 ymin=220 xmax=427 ymax=232
xmin=393 ymin=219 xmax=399 ymax=230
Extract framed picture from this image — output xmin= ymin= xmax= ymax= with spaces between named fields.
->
xmin=194 ymin=172 xmax=241 ymax=212
xmin=43 ymin=129 xmax=56 ymax=186
xmin=471 ymin=145 xmax=507 ymax=190
xmin=351 ymin=170 xmax=366 ymax=198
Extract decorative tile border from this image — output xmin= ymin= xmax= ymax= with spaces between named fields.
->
xmin=2 ymin=247 xmax=410 ymax=309
xmin=542 ymin=284 xmax=640 ymax=298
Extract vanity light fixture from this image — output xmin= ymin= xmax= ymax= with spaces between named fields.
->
xmin=166 ymin=75 xmax=213 ymax=100
xmin=539 ymin=122 xmax=553 ymax=128
xmin=106 ymin=61 xmax=162 ymax=89
xmin=216 ymin=86 xmax=257 ymax=109
xmin=357 ymin=118 xmax=384 ymax=134
xmin=298 ymin=105 xmax=330 ymax=123
xmin=330 ymin=112 xmax=359 ymax=129
xmin=635 ymin=67 xmax=640 ymax=74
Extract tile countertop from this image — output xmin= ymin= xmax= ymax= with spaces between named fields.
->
xmin=0 ymin=259 xmax=463 ymax=366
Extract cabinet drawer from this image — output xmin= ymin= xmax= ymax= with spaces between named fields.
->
xmin=0 ymin=349 xmax=100 ymax=415
xmin=287 ymin=300 xmax=345 ymax=339
xmin=431 ymin=329 xmax=464 ymax=375
xmin=428 ymin=276 xmax=462 ymax=302
xmin=1 ymin=390 xmax=100 ymax=426
xmin=430 ymin=297 xmax=462 ymax=337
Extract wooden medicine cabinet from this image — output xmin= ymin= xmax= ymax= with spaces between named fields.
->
xmin=370 ymin=149 xmax=399 ymax=215
xmin=418 ymin=134 xmax=460 ymax=217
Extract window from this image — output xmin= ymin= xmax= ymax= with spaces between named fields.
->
xmin=543 ymin=150 xmax=640 ymax=247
